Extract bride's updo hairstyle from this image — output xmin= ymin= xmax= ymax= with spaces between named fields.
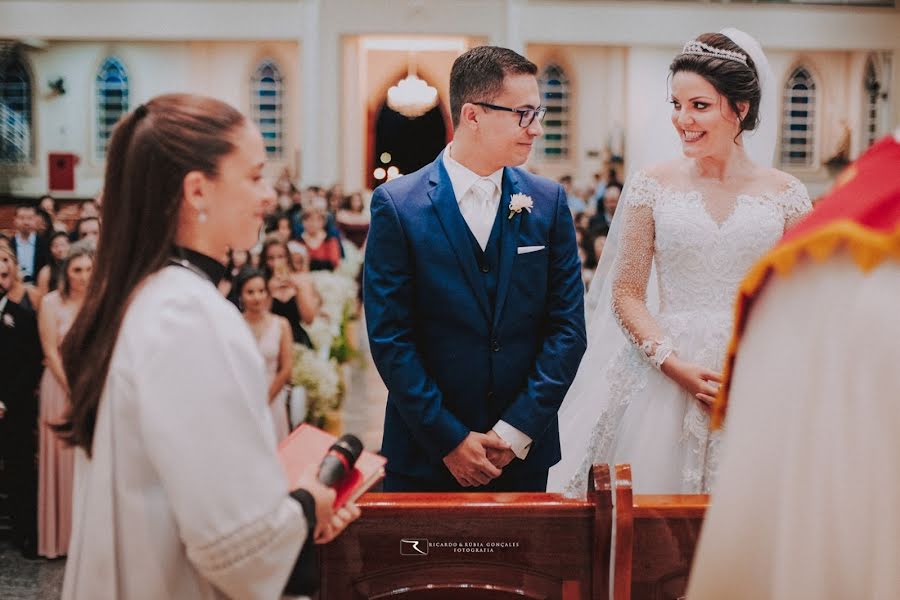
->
xmin=670 ymin=32 xmax=762 ymax=138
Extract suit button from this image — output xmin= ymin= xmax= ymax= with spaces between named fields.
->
xmin=491 ymin=339 xmax=500 ymax=352
xmin=480 ymin=263 xmax=490 ymax=273
xmin=487 ymin=392 xmax=496 ymax=402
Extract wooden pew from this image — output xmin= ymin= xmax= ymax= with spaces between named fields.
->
xmin=612 ymin=464 xmax=708 ymax=600
xmin=319 ymin=464 xmax=614 ymax=600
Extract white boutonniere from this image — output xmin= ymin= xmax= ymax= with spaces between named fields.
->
xmin=508 ymin=193 xmax=534 ymax=220
xmin=2 ymin=313 xmax=14 ymax=328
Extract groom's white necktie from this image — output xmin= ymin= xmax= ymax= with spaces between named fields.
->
xmin=460 ymin=177 xmax=499 ymax=251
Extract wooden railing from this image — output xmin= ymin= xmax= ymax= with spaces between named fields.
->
xmin=612 ymin=464 xmax=708 ymax=600
xmin=317 ymin=464 xmax=709 ymax=599
xmin=319 ymin=464 xmax=614 ymax=600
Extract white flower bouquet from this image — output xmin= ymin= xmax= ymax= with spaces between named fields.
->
xmin=291 ymin=343 xmax=344 ymax=422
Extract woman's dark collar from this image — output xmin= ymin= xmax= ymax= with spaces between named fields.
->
xmin=171 ymin=246 xmax=227 ymax=285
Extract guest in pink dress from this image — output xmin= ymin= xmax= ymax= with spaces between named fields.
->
xmin=37 ymin=240 xmax=94 ymax=558
xmin=237 ymin=268 xmax=294 ymax=441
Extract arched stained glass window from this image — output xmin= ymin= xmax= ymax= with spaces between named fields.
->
xmin=252 ymin=60 xmax=284 ymax=160
xmin=536 ymin=64 xmax=570 ymax=160
xmin=0 ymin=55 xmax=33 ymax=163
xmin=780 ymin=66 xmax=816 ymax=168
xmin=96 ymin=57 xmax=130 ymax=159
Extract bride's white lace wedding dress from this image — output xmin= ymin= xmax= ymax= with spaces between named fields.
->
xmin=560 ymin=169 xmax=811 ymax=496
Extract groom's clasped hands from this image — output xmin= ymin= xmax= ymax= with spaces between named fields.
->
xmin=442 ymin=431 xmax=516 ymax=487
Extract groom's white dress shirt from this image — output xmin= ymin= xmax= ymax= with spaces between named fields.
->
xmin=442 ymin=144 xmax=532 ymax=459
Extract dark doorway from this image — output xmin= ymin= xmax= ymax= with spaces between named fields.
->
xmin=372 ymin=102 xmax=447 ymax=188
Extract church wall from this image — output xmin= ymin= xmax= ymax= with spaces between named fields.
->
xmin=3 ymin=40 xmax=299 ymax=197
xmin=526 ymin=44 xmax=627 ymax=185
xmin=2 ymin=0 xmax=898 ymax=194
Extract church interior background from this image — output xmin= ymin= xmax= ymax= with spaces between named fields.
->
xmin=1 ymin=0 xmax=898 ymax=596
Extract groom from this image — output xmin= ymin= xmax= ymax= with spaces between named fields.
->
xmin=365 ymin=46 xmax=586 ymax=492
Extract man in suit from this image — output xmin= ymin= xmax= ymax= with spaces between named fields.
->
xmin=0 ymin=256 xmax=44 ymax=557
xmin=365 ymin=46 xmax=587 ymax=492
xmin=11 ymin=204 xmax=48 ymax=283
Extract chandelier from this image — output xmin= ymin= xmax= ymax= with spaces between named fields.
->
xmin=387 ymin=54 xmax=438 ymax=118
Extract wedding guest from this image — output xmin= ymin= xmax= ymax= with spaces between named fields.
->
xmin=299 ymin=205 xmax=341 ymax=271
xmin=267 ymin=212 xmax=293 ymax=244
xmin=77 ymin=199 xmax=99 ymax=220
xmin=326 ymin=184 xmax=344 ymax=215
xmin=218 ymin=247 xmax=251 ymax=306
xmin=36 ymin=231 xmax=71 ymax=295
xmin=34 ymin=208 xmax=53 ymax=238
xmin=262 ymin=236 xmax=319 ymax=347
xmin=287 ymin=240 xmax=310 ymax=274
xmin=291 ymin=193 xmax=344 ymax=243
xmin=561 ymin=175 xmax=586 ymax=215
xmin=11 ymin=204 xmax=48 ymax=283
xmin=0 ymin=247 xmax=43 ymax=311
xmin=38 ymin=195 xmax=67 ymax=233
xmin=588 ymin=184 xmax=621 ymax=232
xmin=0 ymin=247 xmax=44 ymax=558
xmin=336 ymin=192 xmax=370 ymax=249
xmin=237 ymin=268 xmax=294 ymax=442
xmin=57 ymin=94 xmax=358 ymax=598
xmin=37 ymin=240 xmax=94 ymax=558
xmin=74 ymin=216 xmax=100 ymax=243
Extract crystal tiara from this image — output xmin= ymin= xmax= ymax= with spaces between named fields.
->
xmin=681 ymin=40 xmax=748 ymax=65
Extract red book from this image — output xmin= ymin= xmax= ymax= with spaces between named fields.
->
xmin=278 ymin=424 xmax=386 ymax=508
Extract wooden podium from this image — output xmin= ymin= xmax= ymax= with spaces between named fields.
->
xmin=319 ymin=465 xmax=614 ymax=600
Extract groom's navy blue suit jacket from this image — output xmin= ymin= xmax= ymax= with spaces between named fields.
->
xmin=364 ymin=153 xmax=587 ymax=484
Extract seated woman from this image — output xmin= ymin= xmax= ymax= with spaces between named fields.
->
xmin=299 ymin=206 xmax=341 ymax=271
xmin=261 ymin=236 xmax=319 ymax=348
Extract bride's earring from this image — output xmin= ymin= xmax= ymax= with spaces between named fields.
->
xmin=198 ymin=208 xmax=208 ymax=224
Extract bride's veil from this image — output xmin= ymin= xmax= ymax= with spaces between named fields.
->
xmin=547 ymin=28 xmax=778 ymax=492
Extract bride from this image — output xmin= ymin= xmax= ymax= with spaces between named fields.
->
xmin=548 ymin=29 xmax=812 ymax=495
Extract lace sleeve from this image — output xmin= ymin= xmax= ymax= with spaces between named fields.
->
xmin=780 ymin=178 xmax=813 ymax=230
xmin=611 ymin=172 xmax=674 ymax=369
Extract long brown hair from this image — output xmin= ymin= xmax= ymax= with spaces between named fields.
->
xmin=57 ymin=94 xmax=245 ymax=454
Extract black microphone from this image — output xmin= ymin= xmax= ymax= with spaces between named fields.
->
xmin=317 ymin=434 xmax=363 ymax=487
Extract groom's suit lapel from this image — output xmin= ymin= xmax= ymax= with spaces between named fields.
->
xmin=493 ymin=168 xmax=522 ymax=331
xmin=427 ymin=156 xmax=492 ymax=322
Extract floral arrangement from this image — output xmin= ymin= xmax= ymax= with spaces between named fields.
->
xmin=292 ymin=264 xmax=361 ymax=426
xmin=336 ymin=239 xmax=364 ymax=281
xmin=291 ymin=343 xmax=343 ymax=424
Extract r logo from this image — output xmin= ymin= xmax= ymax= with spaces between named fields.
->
xmin=400 ymin=538 xmax=429 ymax=555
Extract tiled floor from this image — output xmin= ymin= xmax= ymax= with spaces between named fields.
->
xmin=0 ymin=315 xmax=388 ymax=599
xmin=0 ymin=540 xmax=66 ymax=600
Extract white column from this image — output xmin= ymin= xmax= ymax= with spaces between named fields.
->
xmin=300 ymin=0 xmax=321 ymax=184
xmin=502 ymin=0 xmax=525 ymax=54
xmin=294 ymin=31 xmax=304 ymax=179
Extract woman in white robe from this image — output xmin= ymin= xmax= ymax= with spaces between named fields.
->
xmin=57 ymin=94 xmax=359 ymax=599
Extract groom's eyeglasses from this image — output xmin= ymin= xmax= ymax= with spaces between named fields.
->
xmin=473 ymin=102 xmax=547 ymax=128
